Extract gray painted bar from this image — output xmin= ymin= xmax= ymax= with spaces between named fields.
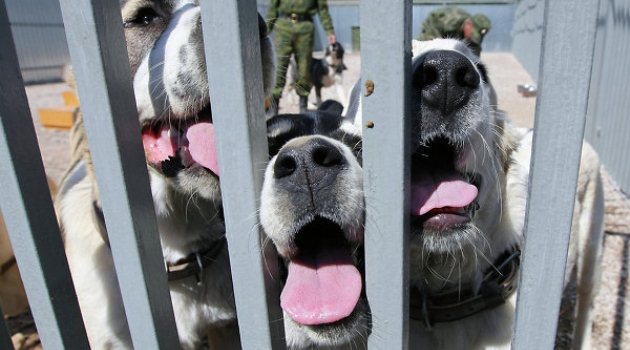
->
xmin=199 ymin=0 xmax=285 ymax=348
xmin=57 ymin=0 xmax=180 ymax=348
xmin=360 ymin=0 xmax=412 ymax=348
xmin=512 ymin=0 xmax=599 ymax=349
xmin=0 ymin=0 xmax=88 ymax=348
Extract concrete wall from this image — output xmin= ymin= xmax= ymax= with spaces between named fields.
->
xmin=6 ymin=0 xmax=69 ymax=84
xmin=511 ymin=0 xmax=544 ymax=79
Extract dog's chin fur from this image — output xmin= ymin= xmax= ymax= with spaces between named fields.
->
xmin=58 ymin=1 xmax=274 ymax=348
xmin=261 ymin=115 xmax=369 ymax=348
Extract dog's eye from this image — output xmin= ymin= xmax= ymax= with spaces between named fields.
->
xmin=124 ymin=7 xmax=160 ymax=28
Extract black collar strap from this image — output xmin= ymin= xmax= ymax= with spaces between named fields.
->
xmin=166 ymin=237 xmax=227 ymax=283
xmin=92 ymin=200 xmax=227 ymax=283
xmin=0 ymin=256 xmax=17 ymax=275
xmin=410 ymin=248 xmax=521 ymax=330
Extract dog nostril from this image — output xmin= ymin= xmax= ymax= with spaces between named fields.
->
xmin=455 ymin=66 xmax=480 ymax=88
xmin=420 ymin=65 xmax=438 ymax=88
xmin=274 ymin=153 xmax=297 ymax=178
xmin=312 ymin=145 xmax=342 ymax=167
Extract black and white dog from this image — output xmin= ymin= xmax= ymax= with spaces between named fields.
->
xmin=311 ymin=42 xmax=348 ymax=106
xmin=260 ymin=103 xmax=369 ymax=349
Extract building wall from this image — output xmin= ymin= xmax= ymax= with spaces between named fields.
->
xmin=8 ymin=1 xmax=515 ymax=83
xmin=511 ymin=0 xmax=544 ymax=79
xmin=6 ymin=0 xmax=69 ymax=84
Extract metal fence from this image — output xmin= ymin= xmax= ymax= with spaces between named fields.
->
xmin=0 ymin=0 xmax=599 ymax=349
xmin=513 ymin=0 xmax=630 ymax=194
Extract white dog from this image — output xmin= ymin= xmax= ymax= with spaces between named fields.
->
xmin=345 ymin=38 xmax=605 ymax=349
xmin=57 ymin=1 xmax=275 ymax=348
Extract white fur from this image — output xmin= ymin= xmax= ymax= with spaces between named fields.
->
xmin=406 ymin=40 xmax=605 ymax=350
xmin=58 ymin=1 xmax=274 ymax=348
xmin=346 ymin=38 xmax=604 ymax=349
xmin=60 ymin=165 xmax=238 ymax=349
xmin=260 ymin=133 xmax=367 ymax=348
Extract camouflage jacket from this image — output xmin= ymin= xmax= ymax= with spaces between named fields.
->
xmin=420 ymin=6 xmax=491 ymax=46
xmin=267 ymin=0 xmax=335 ymax=35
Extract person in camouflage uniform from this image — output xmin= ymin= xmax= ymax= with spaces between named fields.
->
xmin=267 ymin=0 xmax=336 ymax=114
xmin=419 ymin=6 xmax=491 ymax=56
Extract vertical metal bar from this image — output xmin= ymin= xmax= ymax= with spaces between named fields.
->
xmin=0 ymin=0 xmax=89 ymax=348
xmin=1 ymin=305 xmax=15 ymax=350
xmin=512 ymin=0 xmax=600 ymax=348
xmin=360 ymin=0 xmax=412 ymax=348
xmin=199 ymin=1 xmax=285 ymax=348
xmin=57 ymin=0 xmax=180 ymax=348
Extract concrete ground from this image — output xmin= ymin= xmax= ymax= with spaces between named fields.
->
xmin=6 ymin=51 xmax=629 ymax=349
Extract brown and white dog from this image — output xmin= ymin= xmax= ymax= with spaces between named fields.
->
xmin=57 ymin=1 xmax=274 ymax=348
xmin=260 ymin=104 xmax=369 ymax=349
xmin=345 ymin=38 xmax=604 ymax=349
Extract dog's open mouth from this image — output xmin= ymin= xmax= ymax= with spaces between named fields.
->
xmin=411 ymin=136 xmax=480 ymax=231
xmin=141 ymin=105 xmax=219 ymax=177
xmin=280 ymin=217 xmax=362 ymax=326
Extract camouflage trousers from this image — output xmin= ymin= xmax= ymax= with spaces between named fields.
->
xmin=272 ymin=18 xmax=314 ymax=98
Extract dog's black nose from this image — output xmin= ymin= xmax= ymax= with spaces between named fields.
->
xmin=273 ymin=138 xmax=343 ymax=182
xmin=415 ymin=50 xmax=480 ymax=116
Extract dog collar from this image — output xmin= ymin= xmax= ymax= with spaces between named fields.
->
xmin=166 ymin=237 xmax=227 ymax=283
xmin=92 ymin=200 xmax=227 ymax=283
xmin=0 ymin=256 xmax=17 ymax=275
xmin=410 ymin=248 xmax=521 ymax=330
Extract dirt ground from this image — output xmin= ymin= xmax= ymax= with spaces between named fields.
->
xmin=5 ymin=51 xmax=629 ymax=349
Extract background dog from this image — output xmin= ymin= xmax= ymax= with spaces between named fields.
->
xmin=260 ymin=103 xmax=368 ymax=349
xmin=56 ymin=1 xmax=274 ymax=348
xmin=345 ymin=38 xmax=604 ymax=349
xmin=311 ymin=42 xmax=347 ymax=106
xmin=287 ymin=42 xmax=347 ymax=108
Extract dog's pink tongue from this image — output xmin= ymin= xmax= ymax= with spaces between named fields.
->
xmin=411 ymin=169 xmax=478 ymax=215
xmin=186 ymin=122 xmax=219 ymax=176
xmin=281 ymin=246 xmax=362 ymax=326
xmin=142 ymin=128 xmax=175 ymax=164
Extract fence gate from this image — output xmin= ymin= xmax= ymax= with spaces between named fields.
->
xmin=0 ymin=0 xmax=600 ymax=349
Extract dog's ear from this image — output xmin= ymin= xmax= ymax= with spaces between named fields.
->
xmin=318 ymin=100 xmax=344 ymax=116
xmin=476 ymin=62 xmax=490 ymax=84
xmin=266 ymin=115 xmax=314 ymax=157
xmin=342 ymin=63 xmax=348 ymax=71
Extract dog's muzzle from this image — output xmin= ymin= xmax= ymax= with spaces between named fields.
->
xmin=415 ymin=50 xmax=480 ymax=116
xmin=273 ymin=137 xmax=344 ymax=197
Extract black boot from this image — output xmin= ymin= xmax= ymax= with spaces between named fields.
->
xmin=299 ymin=96 xmax=308 ymax=114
